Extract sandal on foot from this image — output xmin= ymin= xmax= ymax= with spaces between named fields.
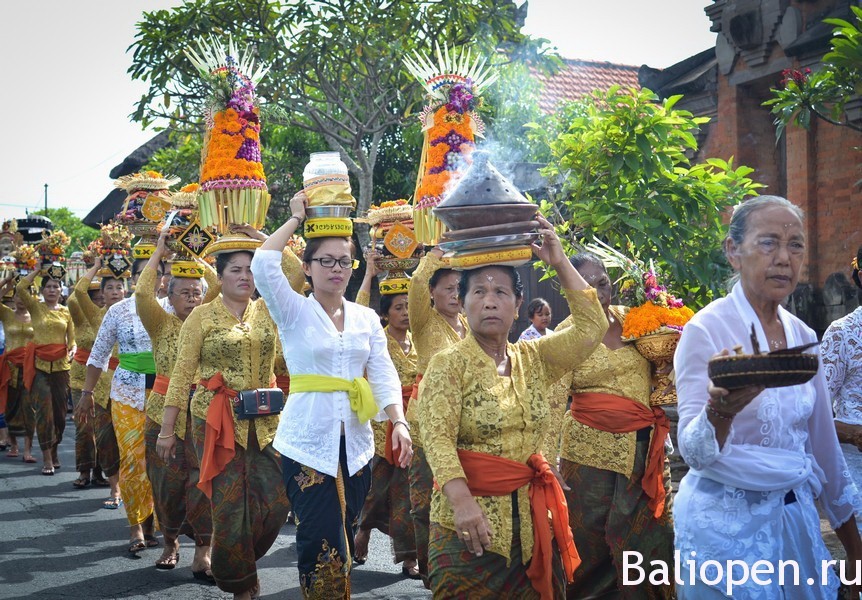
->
xmin=73 ymin=476 xmax=90 ymax=489
xmin=6 ymin=450 xmax=19 ymax=458
xmin=41 ymin=465 xmax=55 ymax=476
xmin=402 ymin=564 xmax=422 ymax=580
xmin=144 ymin=534 xmax=160 ymax=548
xmin=92 ymin=477 xmax=110 ymax=487
xmin=103 ymin=497 xmax=123 ymax=509
xmin=128 ymin=539 xmax=147 ymax=555
xmin=155 ymin=549 xmax=180 ymax=570
xmin=191 ymin=569 xmax=216 ymax=584
xmin=23 ymin=455 xmax=37 ymax=463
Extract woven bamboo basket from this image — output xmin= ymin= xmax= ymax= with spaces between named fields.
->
xmin=708 ymin=351 xmax=818 ymax=390
xmin=633 ymin=331 xmax=680 ymax=406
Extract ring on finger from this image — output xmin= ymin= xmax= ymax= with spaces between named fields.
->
xmin=461 ymin=530 xmax=470 ymax=539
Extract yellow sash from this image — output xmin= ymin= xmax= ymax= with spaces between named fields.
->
xmin=289 ymin=374 xmax=377 ymax=423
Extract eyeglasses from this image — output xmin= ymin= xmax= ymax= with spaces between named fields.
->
xmin=172 ymin=290 xmax=202 ymax=299
xmin=753 ymin=238 xmax=806 ymax=256
xmin=310 ymin=257 xmax=358 ymax=270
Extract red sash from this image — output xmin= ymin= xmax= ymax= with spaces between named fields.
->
xmin=275 ymin=374 xmax=291 ymax=396
xmin=73 ymin=347 xmax=119 ymax=371
xmin=22 ymin=343 xmax=68 ymax=391
xmin=152 ymin=374 xmax=171 ymax=396
xmin=196 ymin=373 xmax=238 ymax=499
xmin=570 ymin=392 xmax=669 ymax=518
xmin=458 ymin=449 xmax=580 ymax=600
xmin=0 ymin=348 xmax=27 ymax=412
xmin=384 ymin=385 xmax=414 ymax=466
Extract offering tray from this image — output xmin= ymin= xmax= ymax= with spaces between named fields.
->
xmin=437 ymin=232 xmax=540 ymax=254
xmin=708 ymin=325 xmax=819 ymax=390
xmin=440 ymin=221 xmax=539 ymax=241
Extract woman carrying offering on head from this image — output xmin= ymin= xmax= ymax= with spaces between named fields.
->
xmin=0 ymin=276 xmax=35 ymax=464
xmin=17 ymin=267 xmax=75 ymax=475
xmin=251 ymin=191 xmax=412 ymax=598
xmin=163 ymin=237 xmax=291 ymax=600
xmin=417 ymin=215 xmax=607 ymax=598
xmin=406 ymin=244 xmax=468 ymax=587
xmin=353 ymin=251 xmax=420 ymax=578
xmin=140 ymin=229 xmax=219 ymax=574
xmin=557 ymin=252 xmax=675 ymax=599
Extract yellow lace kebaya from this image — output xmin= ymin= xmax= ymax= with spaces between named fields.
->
xmin=70 ymin=277 xmax=116 ymax=409
xmin=418 ymin=287 xmax=607 ymax=564
xmin=135 ymin=264 xmax=220 ymax=438
xmin=557 ymin=306 xmax=653 ymax=478
xmin=407 ymin=253 xmax=468 ymax=446
xmin=0 ymin=303 xmax=34 ymax=385
xmin=16 ymin=279 xmax=74 ymax=372
xmin=164 ymin=296 xmax=279 ymax=449
xmin=163 ymin=248 xmax=305 ymax=449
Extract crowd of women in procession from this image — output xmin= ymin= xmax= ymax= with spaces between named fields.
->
xmin=1 ymin=192 xmax=862 ymax=600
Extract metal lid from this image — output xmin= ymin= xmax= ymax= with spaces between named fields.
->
xmin=437 ymin=151 xmax=534 ymax=208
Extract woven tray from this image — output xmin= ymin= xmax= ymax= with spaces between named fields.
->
xmin=707 ymin=328 xmax=819 ymax=390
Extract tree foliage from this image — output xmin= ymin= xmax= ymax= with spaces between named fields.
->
xmin=527 ymin=87 xmax=763 ymax=308
xmin=764 ymin=6 xmax=862 ymax=137
xmin=32 ymin=208 xmax=99 ymax=254
xmin=128 ymin=0 xmax=549 ymax=230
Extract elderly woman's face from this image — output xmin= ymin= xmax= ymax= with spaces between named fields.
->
xmin=463 ymin=267 xmax=521 ymax=338
xmin=727 ymin=205 xmax=805 ymax=305
xmin=575 ymin=262 xmax=612 ymax=311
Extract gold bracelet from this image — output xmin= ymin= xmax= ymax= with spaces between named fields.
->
xmin=157 ymin=432 xmax=176 ymax=439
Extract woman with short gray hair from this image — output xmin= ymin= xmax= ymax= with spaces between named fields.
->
xmin=673 ymin=195 xmax=862 ymax=598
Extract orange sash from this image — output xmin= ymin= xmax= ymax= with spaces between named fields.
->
xmin=457 ymin=449 xmax=580 ymax=600
xmin=196 ymin=373 xmax=238 ymax=499
xmin=275 ymin=375 xmax=291 ymax=396
xmin=384 ymin=385 xmax=414 ymax=466
xmin=410 ymin=372 xmax=423 ymax=402
xmin=152 ymin=374 xmax=171 ymax=396
xmin=22 ymin=343 xmax=68 ymax=391
xmin=73 ymin=347 xmax=119 ymax=371
xmin=0 ymin=347 xmax=28 ymax=412
xmin=570 ymin=392 xmax=669 ymax=518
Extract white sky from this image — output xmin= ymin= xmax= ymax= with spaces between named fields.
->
xmin=0 ymin=0 xmax=715 ymax=220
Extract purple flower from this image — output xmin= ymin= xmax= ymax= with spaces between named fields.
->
xmin=446 ymin=81 xmax=475 ymax=113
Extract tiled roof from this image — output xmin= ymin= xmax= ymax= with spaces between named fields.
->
xmin=533 ymin=59 xmax=641 ymax=113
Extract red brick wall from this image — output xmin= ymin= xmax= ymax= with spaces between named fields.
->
xmin=703 ymin=0 xmax=862 ymax=288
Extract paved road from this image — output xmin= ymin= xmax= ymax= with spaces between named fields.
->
xmin=0 ymin=419 xmax=432 ymax=599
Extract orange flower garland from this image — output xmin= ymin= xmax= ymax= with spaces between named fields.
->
xmin=622 ymin=302 xmax=695 ymax=339
xmin=200 ymin=108 xmax=266 ymax=185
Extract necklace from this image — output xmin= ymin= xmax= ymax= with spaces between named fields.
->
xmin=769 ymin=338 xmax=784 ymax=350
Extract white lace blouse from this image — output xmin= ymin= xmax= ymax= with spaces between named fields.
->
xmin=251 ymin=249 xmax=401 ymax=478
xmin=821 ymin=307 xmax=862 ymax=426
xmin=673 ymin=283 xmax=861 ymax=598
xmin=87 ymin=296 xmax=153 ymax=411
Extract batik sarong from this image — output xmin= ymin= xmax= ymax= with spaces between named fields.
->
xmin=94 ymin=398 xmax=119 ymax=477
xmin=561 ymin=438 xmax=675 ymax=600
xmin=358 ymin=455 xmax=417 ymax=564
xmin=145 ymin=415 xmax=212 ymax=545
xmin=428 ymin=513 xmax=565 ymax=599
xmin=112 ymin=399 xmax=154 ymax=526
xmin=192 ymin=417 xmax=288 ymax=594
xmin=283 ymin=437 xmax=371 ymax=599
xmin=5 ymin=373 xmax=34 ymax=439
xmin=72 ymin=389 xmax=96 ymax=473
xmin=31 ymin=370 xmax=69 ymax=452
xmin=408 ymin=445 xmax=433 ymax=586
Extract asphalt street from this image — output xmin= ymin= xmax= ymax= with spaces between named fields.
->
xmin=0 ymin=417 xmax=432 ymax=599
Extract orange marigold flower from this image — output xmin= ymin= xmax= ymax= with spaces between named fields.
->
xmin=622 ymin=301 xmax=695 ymax=339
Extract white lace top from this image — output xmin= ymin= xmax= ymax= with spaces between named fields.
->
xmin=821 ymin=306 xmax=862 ymax=426
xmin=673 ymin=283 xmax=861 ymax=598
xmin=87 ymin=296 xmax=153 ymax=411
xmin=251 ymin=249 xmax=401 ymax=477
